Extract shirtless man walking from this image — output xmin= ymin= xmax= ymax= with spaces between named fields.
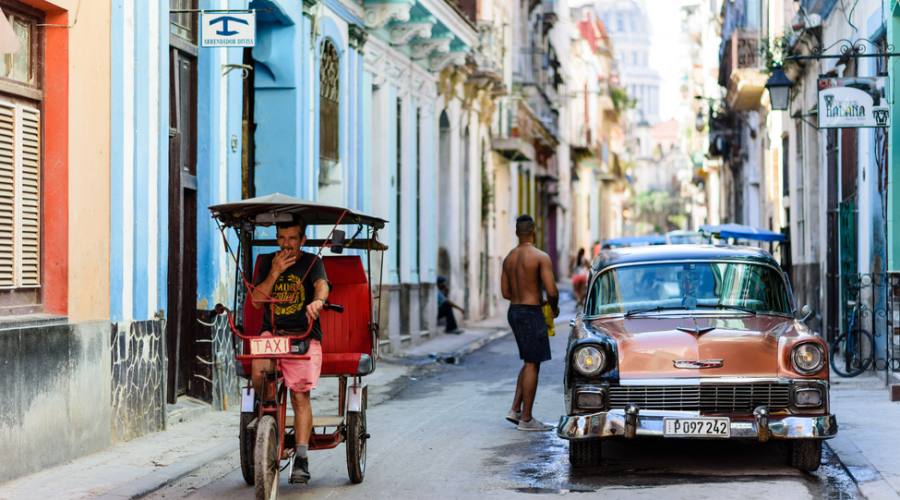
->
xmin=501 ymin=214 xmax=559 ymax=431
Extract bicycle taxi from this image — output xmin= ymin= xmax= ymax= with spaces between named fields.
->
xmin=209 ymin=193 xmax=387 ymax=499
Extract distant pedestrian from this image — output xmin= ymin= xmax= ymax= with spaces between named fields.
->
xmin=437 ymin=276 xmax=464 ymax=334
xmin=501 ymin=214 xmax=558 ymax=431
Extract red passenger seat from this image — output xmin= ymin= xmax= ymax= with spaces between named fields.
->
xmin=319 ymin=255 xmax=374 ymax=376
xmin=239 ymin=253 xmax=374 ymax=377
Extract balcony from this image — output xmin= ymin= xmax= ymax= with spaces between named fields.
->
xmin=469 ymin=21 xmax=506 ymax=91
xmin=492 ymin=97 xmax=536 ymax=162
xmin=718 ymin=29 xmax=766 ymax=112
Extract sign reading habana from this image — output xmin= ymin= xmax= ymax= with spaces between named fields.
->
xmin=818 ymin=77 xmax=890 ymax=128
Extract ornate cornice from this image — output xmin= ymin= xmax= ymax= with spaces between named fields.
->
xmin=389 ymin=16 xmax=436 ymax=46
xmin=365 ymin=1 xmax=413 ymax=30
xmin=410 ymin=34 xmax=452 ymax=60
xmin=429 ymin=50 xmax=467 ymax=72
xmin=349 ymin=24 xmax=368 ymax=51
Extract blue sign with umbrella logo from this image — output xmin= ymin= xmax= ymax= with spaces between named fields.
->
xmin=200 ymin=11 xmax=255 ymax=47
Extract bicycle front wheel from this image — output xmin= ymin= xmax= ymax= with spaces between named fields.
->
xmin=830 ymin=330 xmax=874 ymax=377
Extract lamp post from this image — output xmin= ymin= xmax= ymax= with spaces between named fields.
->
xmin=765 ymin=65 xmax=793 ymax=111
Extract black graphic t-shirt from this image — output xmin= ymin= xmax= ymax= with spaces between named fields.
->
xmin=255 ymin=251 xmax=328 ymax=340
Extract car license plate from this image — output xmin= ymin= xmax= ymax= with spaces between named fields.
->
xmin=663 ymin=417 xmax=730 ymax=438
xmin=249 ymin=337 xmax=290 ymax=355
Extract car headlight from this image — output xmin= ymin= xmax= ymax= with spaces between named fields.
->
xmin=573 ymin=345 xmax=606 ymax=377
xmin=792 ymin=343 xmax=825 ymax=374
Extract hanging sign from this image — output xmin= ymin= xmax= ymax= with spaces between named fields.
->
xmin=200 ymin=11 xmax=255 ymax=47
xmin=818 ymin=77 xmax=889 ymax=128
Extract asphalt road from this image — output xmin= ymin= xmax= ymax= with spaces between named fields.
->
xmin=147 ymin=296 xmax=860 ymax=500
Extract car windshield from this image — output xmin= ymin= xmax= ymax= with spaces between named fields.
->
xmin=585 ymin=261 xmax=792 ymax=317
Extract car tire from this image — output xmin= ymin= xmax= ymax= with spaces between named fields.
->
xmin=790 ymin=440 xmax=822 ymax=472
xmin=569 ymin=440 xmax=602 ymax=468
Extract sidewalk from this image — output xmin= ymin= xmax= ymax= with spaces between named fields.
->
xmin=828 ymin=373 xmax=900 ymax=499
xmin=0 ymin=315 xmax=510 ymax=500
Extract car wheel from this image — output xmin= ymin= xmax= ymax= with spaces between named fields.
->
xmin=569 ymin=440 xmax=602 ymax=468
xmin=790 ymin=440 xmax=822 ymax=472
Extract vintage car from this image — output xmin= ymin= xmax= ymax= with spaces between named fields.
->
xmin=557 ymin=245 xmax=837 ymax=471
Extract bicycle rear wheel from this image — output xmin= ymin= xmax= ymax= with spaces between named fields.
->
xmin=830 ymin=330 xmax=874 ymax=377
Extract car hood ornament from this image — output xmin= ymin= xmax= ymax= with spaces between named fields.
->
xmin=676 ymin=325 xmax=717 ymax=335
xmin=673 ymin=359 xmax=724 ymax=369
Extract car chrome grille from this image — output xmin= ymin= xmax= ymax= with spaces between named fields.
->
xmin=608 ymin=383 xmax=791 ymax=413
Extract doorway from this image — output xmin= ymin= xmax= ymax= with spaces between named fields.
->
xmin=167 ymin=1 xmax=199 ymax=403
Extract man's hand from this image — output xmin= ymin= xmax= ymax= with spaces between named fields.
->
xmin=270 ymin=249 xmax=298 ymax=278
xmin=305 ymin=298 xmax=324 ymax=325
xmin=552 ymin=306 xmax=560 ymax=318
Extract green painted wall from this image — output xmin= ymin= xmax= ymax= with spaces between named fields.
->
xmin=889 ymin=0 xmax=900 ymax=271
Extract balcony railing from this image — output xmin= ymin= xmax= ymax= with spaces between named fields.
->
xmin=718 ymin=29 xmax=761 ymax=87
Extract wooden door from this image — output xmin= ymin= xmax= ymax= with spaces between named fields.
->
xmin=166 ymin=21 xmax=199 ymax=403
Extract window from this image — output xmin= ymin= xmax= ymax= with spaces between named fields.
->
xmin=0 ymin=2 xmax=42 ymax=313
xmin=319 ymin=40 xmax=339 ymax=164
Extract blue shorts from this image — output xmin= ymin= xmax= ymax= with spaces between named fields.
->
xmin=508 ymin=305 xmax=551 ymax=363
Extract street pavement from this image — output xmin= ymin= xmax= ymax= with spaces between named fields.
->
xmin=143 ymin=296 xmax=862 ymax=500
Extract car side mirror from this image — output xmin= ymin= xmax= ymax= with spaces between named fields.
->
xmin=569 ymin=318 xmax=577 ymax=328
xmin=798 ymin=304 xmax=813 ymax=322
xmin=330 ymin=229 xmax=346 ymax=254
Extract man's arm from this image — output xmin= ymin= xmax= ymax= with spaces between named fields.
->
xmin=500 ymin=256 xmax=512 ymax=300
xmin=540 ymin=253 xmax=560 ymax=317
xmin=446 ymin=298 xmax=465 ymax=312
xmin=252 ymin=252 xmax=296 ymax=309
xmin=305 ymin=278 xmax=330 ymax=324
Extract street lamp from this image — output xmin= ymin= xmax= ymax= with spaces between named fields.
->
xmin=765 ymin=65 xmax=793 ymax=111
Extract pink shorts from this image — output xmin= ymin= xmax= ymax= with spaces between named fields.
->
xmin=259 ymin=333 xmax=322 ymax=393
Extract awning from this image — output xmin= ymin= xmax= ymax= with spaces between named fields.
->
xmin=700 ymin=223 xmax=786 ymax=242
xmin=209 ymin=193 xmax=387 ymax=229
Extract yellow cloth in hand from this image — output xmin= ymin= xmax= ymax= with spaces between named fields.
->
xmin=542 ymin=303 xmax=555 ymax=337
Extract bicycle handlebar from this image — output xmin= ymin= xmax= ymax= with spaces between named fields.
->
xmin=214 ymin=301 xmax=344 ymax=342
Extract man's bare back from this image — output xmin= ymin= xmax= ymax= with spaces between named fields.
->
xmin=502 ymin=243 xmax=559 ymax=311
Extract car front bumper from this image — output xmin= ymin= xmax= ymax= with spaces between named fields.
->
xmin=557 ymin=409 xmax=837 ymax=441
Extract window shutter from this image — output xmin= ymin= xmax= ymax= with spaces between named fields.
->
xmin=18 ymin=105 xmax=39 ymax=287
xmin=0 ymin=102 xmax=14 ymax=288
xmin=0 ymin=96 xmax=40 ymax=290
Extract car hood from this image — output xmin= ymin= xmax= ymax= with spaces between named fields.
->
xmin=588 ymin=315 xmax=794 ymax=380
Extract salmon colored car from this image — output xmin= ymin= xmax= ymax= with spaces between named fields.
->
xmin=557 ymin=245 xmax=837 ymax=471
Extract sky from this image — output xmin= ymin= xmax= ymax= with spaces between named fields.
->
xmin=645 ymin=0 xmax=692 ymax=122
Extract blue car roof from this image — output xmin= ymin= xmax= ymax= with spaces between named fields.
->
xmin=592 ymin=244 xmax=780 ymax=271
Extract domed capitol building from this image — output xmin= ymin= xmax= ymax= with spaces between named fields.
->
xmin=590 ymin=0 xmax=661 ymax=124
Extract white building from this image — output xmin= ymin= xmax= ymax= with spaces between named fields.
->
xmin=591 ymin=0 xmax=661 ymax=125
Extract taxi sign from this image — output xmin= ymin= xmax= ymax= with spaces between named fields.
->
xmin=200 ymin=11 xmax=255 ymax=47
xmin=250 ymin=337 xmax=290 ymax=355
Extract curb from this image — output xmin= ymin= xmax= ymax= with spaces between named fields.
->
xmin=109 ymin=441 xmax=237 ymax=499
xmin=449 ymin=328 xmax=511 ymax=361
xmin=826 ymin=436 xmax=898 ymax=499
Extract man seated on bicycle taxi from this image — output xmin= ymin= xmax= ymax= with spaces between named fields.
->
xmin=251 ymin=216 xmax=328 ymax=484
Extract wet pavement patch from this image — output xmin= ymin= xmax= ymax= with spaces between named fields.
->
xmin=484 ymin=434 xmax=862 ymax=498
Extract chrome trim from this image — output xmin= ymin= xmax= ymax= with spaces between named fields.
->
xmin=618 ymin=377 xmax=789 ymax=386
xmin=608 ymin=382 xmax=791 ymax=413
xmin=557 ymin=410 xmax=837 ymax=441
xmin=673 ymin=359 xmax=723 ymax=369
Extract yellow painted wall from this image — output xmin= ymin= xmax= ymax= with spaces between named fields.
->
xmin=65 ymin=0 xmax=111 ymax=321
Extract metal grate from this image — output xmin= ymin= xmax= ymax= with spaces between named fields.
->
xmin=608 ymin=383 xmax=791 ymax=413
